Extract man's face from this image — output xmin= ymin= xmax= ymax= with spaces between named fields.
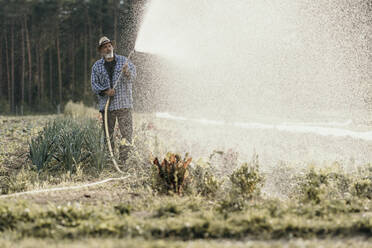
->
xmin=100 ymin=43 xmax=114 ymax=59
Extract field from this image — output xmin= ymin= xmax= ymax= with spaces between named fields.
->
xmin=1 ymin=102 xmax=372 ymax=247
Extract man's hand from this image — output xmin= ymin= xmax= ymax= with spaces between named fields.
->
xmin=122 ymin=63 xmax=131 ymax=78
xmin=105 ymin=88 xmax=115 ymax=96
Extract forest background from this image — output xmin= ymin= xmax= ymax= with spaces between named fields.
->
xmin=0 ymin=0 xmax=146 ymax=115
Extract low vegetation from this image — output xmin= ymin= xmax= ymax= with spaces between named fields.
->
xmin=28 ymin=117 xmax=107 ymax=176
xmin=1 ymin=104 xmax=372 ymax=246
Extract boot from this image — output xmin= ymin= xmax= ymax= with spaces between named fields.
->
xmin=119 ymin=145 xmax=131 ymax=163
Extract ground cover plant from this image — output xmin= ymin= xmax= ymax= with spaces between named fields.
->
xmin=1 ymin=105 xmax=372 ymax=247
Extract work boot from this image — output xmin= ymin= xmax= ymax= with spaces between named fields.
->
xmin=119 ymin=145 xmax=132 ymax=163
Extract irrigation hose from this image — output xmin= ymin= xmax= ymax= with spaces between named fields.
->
xmin=104 ymin=50 xmax=135 ymax=174
xmin=0 ymin=176 xmax=130 ymax=199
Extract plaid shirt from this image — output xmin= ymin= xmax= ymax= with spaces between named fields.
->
xmin=91 ymin=54 xmax=136 ymax=111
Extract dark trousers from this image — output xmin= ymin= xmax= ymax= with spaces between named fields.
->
xmin=101 ymin=108 xmax=133 ymax=160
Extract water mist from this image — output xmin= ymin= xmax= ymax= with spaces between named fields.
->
xmin=134 ymin=0 xmax=372 ymax=171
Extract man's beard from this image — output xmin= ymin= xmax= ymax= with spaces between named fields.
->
xmin=104 ymin=50 xmax=114 ymax=59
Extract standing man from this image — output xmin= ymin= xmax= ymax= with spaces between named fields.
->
xmin=91 ymin=36 xmax=136 ymax=162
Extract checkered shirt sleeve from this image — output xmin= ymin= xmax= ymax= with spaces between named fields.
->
xmin=91 ymin=55 xmax=136 ymax=111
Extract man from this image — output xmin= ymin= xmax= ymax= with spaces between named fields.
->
xmin=91 ymin=36 xmax=136 ymax=162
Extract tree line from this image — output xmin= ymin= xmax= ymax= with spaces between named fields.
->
xmin=0 ymin=0 xmax=145 ymax=114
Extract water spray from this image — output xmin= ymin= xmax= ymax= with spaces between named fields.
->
xmin=104 ymin=50 xmax=136 ymax=174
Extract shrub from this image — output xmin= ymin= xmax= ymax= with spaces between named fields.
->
xmin=299 ymin=169 xmax=328 ymax=203
xmin=229 ymin=154 xmax=264 ymax=199
xmin=352 ymin=178 xmax=372 ymax=199
xmin=152 ymin=153 xmax=192 ymax=195
xmin=191 ymin=162 xmax=222 ymax=197
xmin=298 ymin=168 xmax=352 ymax=203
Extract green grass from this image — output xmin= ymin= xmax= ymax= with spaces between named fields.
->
xmin=1 ymin=193 xmax=372 ymax=241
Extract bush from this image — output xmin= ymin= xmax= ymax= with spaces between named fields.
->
xmin=299 ymin=169 xmax=329 ymax=203
xmin=352 ymin=178 xmax=372 ymax=199
xmin=229 ymin=154 xmax=264 ymax=199
xmin=190 ymin=161 xmax=223 ymax=197
xmin=298 ymin=168 xmax=353 ymax=203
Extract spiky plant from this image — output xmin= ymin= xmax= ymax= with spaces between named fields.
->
xmin=56 ymin=127 xmax=87 ymax=173
xmin=153 ymin=153 xmax=192 ymax=195
xmin=28 ymin=118 xmax=71 ymax=172
xmin=28 ymin=135 xmax=56 ymax=172
xmin=28 ymin=120 xmax=62 ymax=172
xmin=28 ymin=117 xmax=107 ymax=175
xmin=83 ymin=119 xmax=107 ymax=172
